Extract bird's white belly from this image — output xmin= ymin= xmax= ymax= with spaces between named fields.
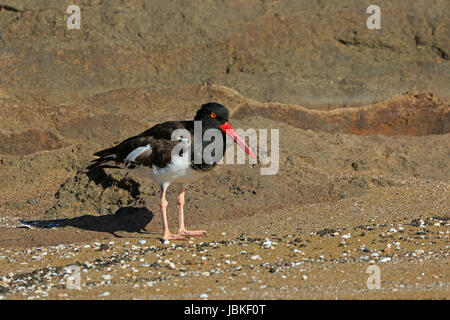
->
xmin=127 ymin=154 xmax=206 ymax=185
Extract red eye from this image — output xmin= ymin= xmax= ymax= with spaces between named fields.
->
xmin=210 ymin=112 xmax=216 ymax=118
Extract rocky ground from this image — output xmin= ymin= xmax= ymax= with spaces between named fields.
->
xmin=0 ymin=0 xmax=449 ymax=299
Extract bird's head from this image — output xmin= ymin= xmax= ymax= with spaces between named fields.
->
xmin=194 ymin=102 xmax=255 ymax=158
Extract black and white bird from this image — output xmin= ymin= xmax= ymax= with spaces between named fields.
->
xmin=88 ymin=102 xmax=255 ymax=240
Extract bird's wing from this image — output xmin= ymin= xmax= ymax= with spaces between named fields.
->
xmin=138 ymin=121 xmax=193 ymax=140
xmin=88 ymin=135 xmax=183 ymax=170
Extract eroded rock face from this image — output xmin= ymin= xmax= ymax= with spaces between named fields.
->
xmin=0 ymin=1 xmax=448 ymax=226
xmin=0 ymin=0 xmax=449 ymax=106
xmin=0 ymin=85 xmax=449 ymax=225
xmin=233 ymin=92 xmax=450 ymax=136
xmin=1 ymin=92 xmax=448 ymax=225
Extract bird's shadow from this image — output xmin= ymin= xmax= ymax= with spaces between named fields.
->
xmin=21 ymin=206 xmax=155 ymax=238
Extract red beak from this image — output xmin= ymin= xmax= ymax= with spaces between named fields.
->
xmin=219 ymin=122 xmax=256 ymax=158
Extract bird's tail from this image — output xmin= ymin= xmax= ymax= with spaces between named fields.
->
xmin=87 ymin=146 xmax=121 ymax=170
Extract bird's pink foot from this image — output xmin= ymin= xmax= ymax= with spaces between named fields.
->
xmin=178 ymin=229 xmax=208 ymax=237
xmin=163 ymin=233 xmax=188 ymax=241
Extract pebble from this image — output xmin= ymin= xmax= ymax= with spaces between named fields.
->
xmin=1 ymin=207 xmax=448 ymax=300
xmin=262 ymin=239 xmax=273 ymax=248
xmin=200 ymin=293 xmax=209 ymax=299
xmin=99 ymin=291 xmax=111 ymax=297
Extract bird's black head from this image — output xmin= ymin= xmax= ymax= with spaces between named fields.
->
xmin=194 ymin=102 xmax=229 ymax=128
xmin=193 ymin=102 xmax=256 ymax=158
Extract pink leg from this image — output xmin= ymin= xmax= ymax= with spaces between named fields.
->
xmin=177 ymin=186 xmax=207 ymax=237
xmin=160 ymin=185 xmax=187 ymax=241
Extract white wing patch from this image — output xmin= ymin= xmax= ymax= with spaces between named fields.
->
xmin=125 ymin=144 xmax=151 ymax=162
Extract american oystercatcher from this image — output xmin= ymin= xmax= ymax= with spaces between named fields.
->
xmin=88 ymin=102 xmax=255 ymax=240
